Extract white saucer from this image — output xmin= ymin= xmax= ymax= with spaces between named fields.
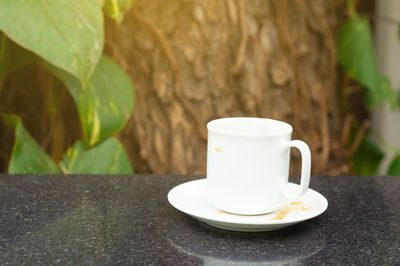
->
xmin=168 ymin=179 xmax=328 ymax=232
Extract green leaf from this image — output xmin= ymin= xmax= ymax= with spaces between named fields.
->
xmin=103 ymin=0 xmax=133 ymax=22
xmin=60 ymin=138 xmax=133 ymax=174
xmin=365 ymin=76 xmax=397 ymax=109
xmin=338 ymin=16 xmax=396 ymax=109
xmin=45 ymin=55 xmax=134 ymax=147
xmin=0 ymin=0 xmax=104 ymax=82
xmin=352 ymin=135 xmax=384 ymax=175
xmin=387 ymin=154 xmax=400 ymax=175
xmin=338 ymin=16 xmax=378 ymax=90
xmin=1 ymin=113 xmax=133 ymax=174
xmin=0 ymin=33 xmax=36 ymax=79
xmin=1 ymin=113 xmax=60 ymax=174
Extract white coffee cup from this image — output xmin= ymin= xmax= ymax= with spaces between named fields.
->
xmin=206 ymin=117 xmax=311 ymax=215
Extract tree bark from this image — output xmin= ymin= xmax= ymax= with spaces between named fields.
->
xmin=106 ymin=0 xmax=345 ymax=174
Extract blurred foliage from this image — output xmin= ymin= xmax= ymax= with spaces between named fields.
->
xmin=351 ymin=133 xmax=384 ymax=175
xmin=338 ymin=16 xmax=396 ymax=109
xmin=338 ymin=0 xmax=400 ymax=175
xmin=103 ymin=0 xmax=134 ymax=22
xmin=387 ymin=154 xmax=400 ymax=175
xmin=0 ymin=0 xmax=134 ymax=174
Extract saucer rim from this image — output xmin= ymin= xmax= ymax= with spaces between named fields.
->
xmin=167 ymin=179 xmax=328 ymax=226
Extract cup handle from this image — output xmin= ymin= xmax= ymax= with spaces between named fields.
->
xmin=279 ymin=140 xmax=311 ymax=199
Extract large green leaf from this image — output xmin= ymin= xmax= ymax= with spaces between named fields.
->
xmin=352 ymin=135 xmax=384 ymax=175
xmin=60 ymin=139 xmax=133 ymax=174
xmin=0 ymin=33 xmax=36 ymax=80
xmin=0 ymin=0 xmax=103 ymax=82
xmin=1 ymin=113 xmax=60 ymax=174
xmin=103 ymin=0 xmax=133 ymax=22
xmin=45 ymin=55 xmax=134 ymax=147
xmin=387 ymin=154 xmax=400 ymax=175
xmin=338 ymin=16 xmax=378 ymax=89
xmin=338 ymin=16 xmax=396 ymax=109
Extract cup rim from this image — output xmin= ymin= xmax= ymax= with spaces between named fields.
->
xmin=207 ymin=117 xmax=293 ymax=138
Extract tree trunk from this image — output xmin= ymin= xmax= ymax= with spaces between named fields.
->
xmin=105 ymin=0 xmax=345 ymax=174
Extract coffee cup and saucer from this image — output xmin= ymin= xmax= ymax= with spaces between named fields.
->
xmin=168 ymin=117 xmax=328 ymax=232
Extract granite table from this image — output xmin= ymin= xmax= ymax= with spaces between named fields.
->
xmin=0 ymin=174 xmax=399 ymax=265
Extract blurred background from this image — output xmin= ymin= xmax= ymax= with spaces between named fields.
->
xmin=0 ymin=0 xmax=399 ymax=176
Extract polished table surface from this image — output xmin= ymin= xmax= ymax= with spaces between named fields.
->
xmin=0 ymin=174 xmax=399 ymax=265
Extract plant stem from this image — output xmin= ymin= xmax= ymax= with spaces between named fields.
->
xmin=346 ymin=0 xmax=356 ymax=16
